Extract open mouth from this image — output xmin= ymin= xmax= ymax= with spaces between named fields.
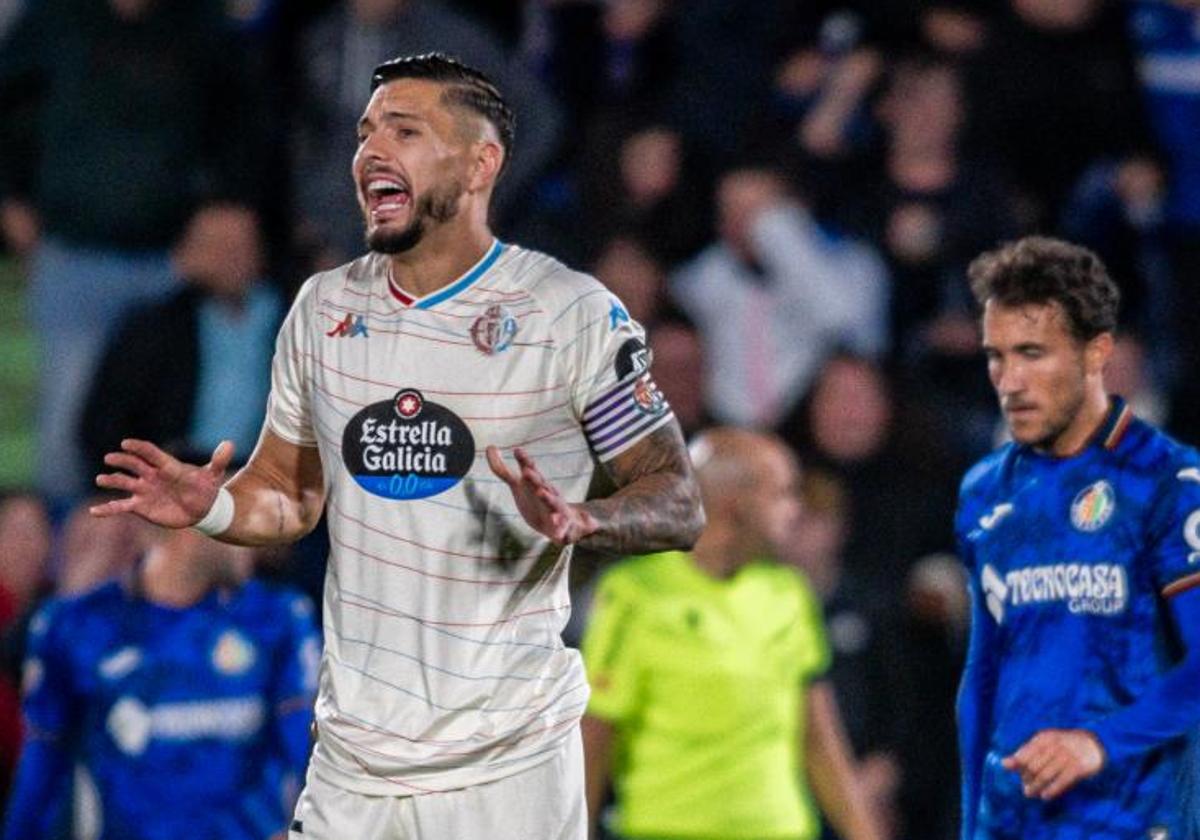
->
xmin=364 ymin=175 xmax=412 ymax=220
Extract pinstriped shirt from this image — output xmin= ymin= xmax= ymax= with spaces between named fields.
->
xmin=266 ymin=242 xmax=673 ymax=795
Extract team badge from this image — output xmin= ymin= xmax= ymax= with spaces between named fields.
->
xmin=470 ymin=304 xmax=518 ymax=355
xmin=342 ymin=389 xmax=475 ymax=500
xmin=616 ymin=338 xmax=667 ymax=416
xmin=1071 ymin=480 xmax=1116 ymax=532
xmin=212 ymin=630 xmax=257 ymax=676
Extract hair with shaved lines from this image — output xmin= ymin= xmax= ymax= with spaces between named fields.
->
xmin=371 ymin=52 xmax=516 ymax=177
xmin=968 ymin=236 xmax=1120 ymax=342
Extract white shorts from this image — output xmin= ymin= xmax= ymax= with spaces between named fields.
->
xmin=288 ymin=728 xmax=586 ymax=840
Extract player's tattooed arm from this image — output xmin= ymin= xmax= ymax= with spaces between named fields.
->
xmin=487 ymin=420 xmax=704 ymax=554
xmin=579 ymin=421 xmax=705 ymax=555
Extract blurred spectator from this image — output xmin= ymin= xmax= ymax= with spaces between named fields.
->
xmin=783 ymin=469 xmax=903 ymax=840
xmin=963 ymin=0 xmax=1150 ymax=226
xmin=2 ymin=527 xmax=319 ymax=840
xmin=864 ymin=55 xmax=1020 ymax=361
xmin=532 ymin=0 xmax=677 ymax=130
xmin=56 ymin=501 xmax=149 ymax=598
xmin=1126 ymin=0 xmax=1200 ymax=442
xmin=79 ymin=204 xmax=282 ymax=480
xmin=592 ymin=236 xmax=667 ymax=326
xmin=670 ymin=167 xmax=889 ymax=429
xmin=797 ymin=356 xmax=959 ymax=612
xmin=647 ymin=319 xmax=711 ymax=440
xmin=576 ymin=123 xmax=709 ymax=266
xmin=581 ymin=428 xmax=884 ymax=840
xmin=0 ymin=0 xmax=264 ymax=503
xmin=661 ymin=0 xmax=793 ymax=167
xmin=1104 ymin=332 xmax=1168 ymax=427
xmin=892 ymin=554 xmax=968 ymax=840
xmin=1061 ymin=155 xmax=1175 ymax=388
xmin=0 ymin=492 xmax=51 ymax=806
xmin=292 ymin=0 xmax=563 ymax=266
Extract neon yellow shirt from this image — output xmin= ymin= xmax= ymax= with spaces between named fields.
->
xmin=583 ymin=551 xmax=831 ymax=840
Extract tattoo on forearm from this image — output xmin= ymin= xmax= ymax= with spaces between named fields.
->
xmin=275 ymin=492 xmax=287 ymax=538
xmin=578 ymin=422 xmax=705 ymax=555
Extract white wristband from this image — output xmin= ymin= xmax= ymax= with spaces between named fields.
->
xmin=191 ymin=487 xmax=235 ymax=536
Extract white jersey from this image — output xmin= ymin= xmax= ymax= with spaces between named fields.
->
xmin=266 ymin=240 xmax=672 ymax=795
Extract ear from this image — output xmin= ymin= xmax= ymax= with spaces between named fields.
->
xmin=1084 ymin=331 xmax=1115 ymax=377
xmin=468 ymin=140 xmax=504 ymax=193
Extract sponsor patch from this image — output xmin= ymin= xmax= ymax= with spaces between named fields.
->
xmin=342 ymin=389 xmax=475 ymax=500
xmin=615 ymin=338 xmax=666 ymax=417
xmin=1071 ymin=480 xmax=1116 ymax=532
xmin=1184 ymin=509 xmax=1200 ymax=564
xmin=469 ymin=304 xmax=518 ymax=355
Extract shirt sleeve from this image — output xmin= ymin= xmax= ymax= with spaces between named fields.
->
xmin=793 ymin=572 xmax=832 ymax=682
xmin=581 ymin=568 xmax=644 ymax=724
xmin=265 ymin=281 xmax=317 ymax=446
xmin=2 ymin=601 xmax=76 ymax=840
xmin=1146 ymin=458 xmax=1200 ymax=598
xmin=553 ymin=279 xmax=674 ymax=462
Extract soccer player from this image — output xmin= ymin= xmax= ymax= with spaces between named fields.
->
xmin=1 ymin=526 xmax=319 ymax=840
xmin=581 ymin=428 xmax=884 ymax=840
xmin=956 ymin=236 xmax=1200 ymax=839
xmin=91 ymin=53 xmax=704 ymax=840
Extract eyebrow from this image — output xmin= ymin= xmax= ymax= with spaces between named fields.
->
xmin=357 ymin=111 xmax=430 ymax=132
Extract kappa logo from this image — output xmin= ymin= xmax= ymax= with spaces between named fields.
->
xmin=609 ymin=299 xmax=630 ymax=330
xmin=979 ymin=503 xmax=1014 ymax=531
xmin=326 ymin=313 xmax=369 ymax=338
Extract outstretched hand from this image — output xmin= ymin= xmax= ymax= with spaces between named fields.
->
xmin=91 ymin=439 xmax=235 ymax=528
xmin=1002 ymin=728 xmax=1105 ymax=801
xmin=486 ymin=446 xmax=597 ymax=546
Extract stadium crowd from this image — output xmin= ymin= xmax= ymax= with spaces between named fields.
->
xmin=0 ymin=0 xmax=1197 ymax=838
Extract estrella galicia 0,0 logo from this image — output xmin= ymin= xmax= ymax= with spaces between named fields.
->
xmin=342 ymin=389 xmax=475 ymax=500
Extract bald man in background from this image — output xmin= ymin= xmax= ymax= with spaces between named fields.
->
xmin=580 ymin=428 xmax=885 ymax=840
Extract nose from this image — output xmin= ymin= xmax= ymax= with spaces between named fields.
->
xmin=993 ymin=357 xmax=1024 ymax=397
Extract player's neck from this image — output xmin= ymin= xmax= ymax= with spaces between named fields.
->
xmin=692 ymin=522 xmax=753 ymax=579
xmin=387 ymin=219 xmax=494 ymax=300
xmin=1045 ymin=385 xmax=1113 ymax=458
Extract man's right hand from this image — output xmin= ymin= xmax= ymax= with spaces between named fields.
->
xmin=91 ymin=439 xmax=235 ymax=528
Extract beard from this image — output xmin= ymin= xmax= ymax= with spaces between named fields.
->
xmin=366 ymin=178 xmax=465 ymax=254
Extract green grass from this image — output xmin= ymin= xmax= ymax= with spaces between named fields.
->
xmin=0 ymin=256 xmax=35 ymax=487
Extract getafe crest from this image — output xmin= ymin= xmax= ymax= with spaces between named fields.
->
xmin=213 ymin=630 xmax=257 ymax=676
xmin=1071 ymin=480 xmax=1116 ymax=532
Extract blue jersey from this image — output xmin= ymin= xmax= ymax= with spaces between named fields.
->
xmin=3 ymin=578 xmax=320 ymax=840
xmin=956 ymin=399 xmax=1200 ymax=839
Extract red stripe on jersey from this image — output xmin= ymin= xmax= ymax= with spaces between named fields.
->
xmin=1164 ymin=571 xmax=1200 ymax=598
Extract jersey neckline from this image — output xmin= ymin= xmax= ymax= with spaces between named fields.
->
xmin=386 ymin=239 xmax=506 ymax=310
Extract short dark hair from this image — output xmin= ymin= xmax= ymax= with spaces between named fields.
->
xmin=968 ymin=236 xmax=1120 ymax=342
xmin=371 ymin=52 xmax=515 ymax=175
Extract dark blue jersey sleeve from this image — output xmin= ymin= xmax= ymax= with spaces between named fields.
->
xmin=2 ymin=601 xmax=77 ymax=840
xmin=218 ymin=590 xmax=319 ymax=838
xmin=957 ymin=545 xmax=1000 ymax=840
xmin=1088 ymin=586 xmax=1200 ymax=764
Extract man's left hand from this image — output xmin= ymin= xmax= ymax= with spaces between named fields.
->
xmin=486 ymin=446 xmax=598 ymax=545
xmin=1001 ymin=729 xmax=1105 ymax=800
